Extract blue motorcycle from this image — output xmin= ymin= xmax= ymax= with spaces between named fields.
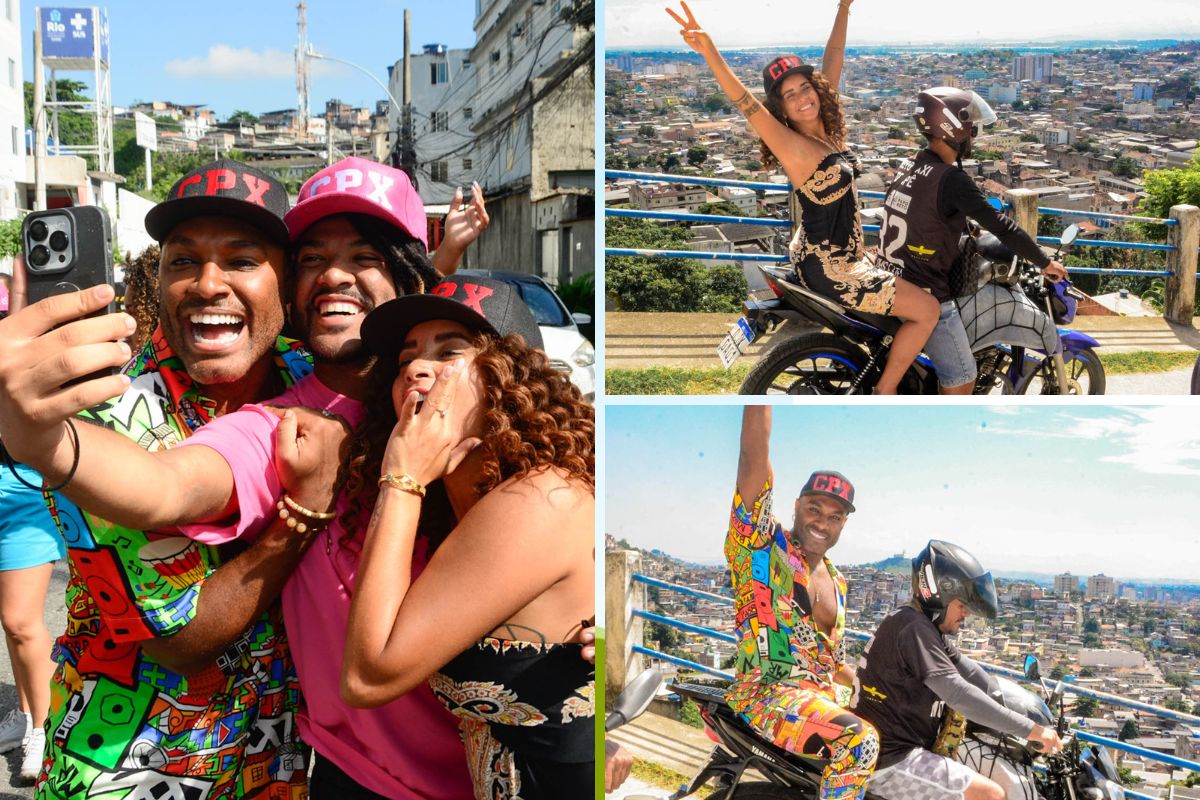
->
xmin=719 ymin=225 xmax=1105 ymax=395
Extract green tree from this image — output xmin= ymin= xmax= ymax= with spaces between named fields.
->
xmin=1164 ymin=672 xmax=1191 ymax=689
xmin=687 ymin=144 xmax=709 ymax=167
xmin=679 ymin=698 xmax=703 ymax=728
xmin=638 ymin=123 xmax=656 ymax=139
xmin=227 ymin=110 xmax=258 ymax=125
xmin=696 ymin=200 xmax=742 ymax=217
xmin=0 ymin=218 xmax=22 ymax=260
xmin=1011 ymin=100 xmax=1025 ymax=111
xmin=1164 ymin=697 xmax=1193 ymax=713
xmin=1119 ymin=719 xmax=1139 ymax=741
xmin=1117 ymin=766 xmax=1143 ymax=787
xmin=703 ymin=93 xmax=732 ymax=113
xmin=1049 ymin=664 xmax=1068 ymax=680
xmin=1073 ymin=696 xmax=1099 ymax=717
xmin=24 ymin=79 xmax=97 ymax=166
xmin=1079 ymin=666 xmax=1097 ymax=678
xmin=1020 ymin=133 xmax=1041 ymax=143
xmin=1084 ymin=619 xmax=1101 ymax=634
xmin=1140 ymin=154 xmax=1200 ymax=219
xmin=1112 ymin=157 xmax=1140 ymax=178
xmin=662 ymin=153 xmax=682 ymax=171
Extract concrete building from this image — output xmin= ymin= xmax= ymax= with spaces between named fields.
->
xmin=1087 ymin=573 xmax=1117 ymax=600
xmin=629 ymin=183 xmax=705 ymax=211
xmin=0 ymin=0 xmax=25 ymax=219
xmin=717 ymin=186 xmax=757 ymax=214
xmin=466 ymin=0 xmax=594 ymax=284
xmin=1079 ymin=649 xmax=1146 ymax=669
xmin=1132 ymin=80 xmax=1155 ymax=101
xmin=386 ymin=44 xmax=475 ymax=206
xmin=1012 ymin=55 xmax=1053 ymax=83
xmin=1055 ymin=573 xmax=1078 ymax=597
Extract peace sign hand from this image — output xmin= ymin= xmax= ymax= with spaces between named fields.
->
xmin=665 ymin=2 xmax=717 ymax=58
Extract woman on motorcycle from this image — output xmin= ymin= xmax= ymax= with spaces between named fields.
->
xmin=332 ymin=277 xmax=596 ymax=799
xmin=666 ymin=0 xmax=938 ymax=393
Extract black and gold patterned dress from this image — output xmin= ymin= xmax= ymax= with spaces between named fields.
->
xmin=429 ymin=638 xmax=595 ymax=800
xmin=790 ymin=149 xmax=897 ymax=315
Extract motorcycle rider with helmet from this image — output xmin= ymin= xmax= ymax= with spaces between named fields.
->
xmin=851 ymin=540 xmax=1063 ymax=800
xmin=878 ymin=88 xmax=1068 ymax=394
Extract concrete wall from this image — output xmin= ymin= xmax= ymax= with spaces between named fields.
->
xmin=0 ymin=0 xmax=25 ymax=218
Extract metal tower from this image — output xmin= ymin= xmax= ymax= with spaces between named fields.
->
xmin=295 ymin=2 xmax=310 ymax=141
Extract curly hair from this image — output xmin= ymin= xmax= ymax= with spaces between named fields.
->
xmin=759 ymin=70 xmax=846 ymax=171
xmin=337 ymin=332 xmax=595 ymax=553
xmin=124 ymin=245 xmax=161 ymax=352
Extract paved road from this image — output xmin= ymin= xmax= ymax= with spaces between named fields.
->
xmin=0 ymin=559 xmax=68 ymax=799
xmin=610 ymin=776 xmax=672 ymax=799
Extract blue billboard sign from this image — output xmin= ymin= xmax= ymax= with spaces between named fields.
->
xmin=39 ymin=7 xmax=99 ymax=61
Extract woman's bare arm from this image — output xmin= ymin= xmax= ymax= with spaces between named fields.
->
xmin=822 ymin=0 xmax=853 ymax=92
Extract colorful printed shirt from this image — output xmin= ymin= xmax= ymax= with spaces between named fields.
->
xmin=725 ymin=473 xmax=848 ymax=695
xmin=37 ymin=326 xmax=313 ymax=800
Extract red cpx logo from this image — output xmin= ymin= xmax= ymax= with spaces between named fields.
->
xmin=811 ymin=473 xmax=852 ymax=502
xmin=768 ymin=56 xmax=802 ymax=81
xmin=431 ymin=282 xmax=494 ymax=315
xmin=175 ymin=169 xmax=271 ymax=207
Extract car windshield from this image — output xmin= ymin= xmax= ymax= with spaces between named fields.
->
xmin=508 ymin=280 xmax=571 ymax=326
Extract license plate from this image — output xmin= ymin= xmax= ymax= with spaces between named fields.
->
xmin=717 ymin=317 xmax=757 ymax=369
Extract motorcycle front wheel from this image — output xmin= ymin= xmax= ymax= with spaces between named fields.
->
xmin=739 ymin=333 xmax=868 ymax=395
xmin=1191 ymin=354 xmax=1200 ymax=395
xmin=1018 ymin=347 xmax=1105 ymax=395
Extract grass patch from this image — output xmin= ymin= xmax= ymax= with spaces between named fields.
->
xmin=630 ymin=757 xmax=714 ymax=797
xmin=1101 ymin=351 xmax=1198 ymax=375
xmin=606 ymin=351 xmax=1198 ymax=394
xmin=605 ymin=366 xmax=749 ymax=395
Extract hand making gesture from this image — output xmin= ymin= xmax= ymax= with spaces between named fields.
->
xmin=665 ymin=2 xmax=717 ymax=59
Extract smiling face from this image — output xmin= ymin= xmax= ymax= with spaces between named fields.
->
xmin=938 ymin=598 xmax=971 ymax=635
xmin=391 ymin=319 xmax=486 ymax=441
xmin=158 ymin=216 xmax=286 ymax=385
xmin=290 ymin=215 xmax=399 ymax=363
xmin=778 ymin=73 xmax=822 ymax=126
xmin=792 ymin=494 xmax=848 ymax=559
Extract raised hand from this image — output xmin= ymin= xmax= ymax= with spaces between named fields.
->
xmin=665 ymin=2 xmax=717 ymax=58
xmin=443 ymin=183 xmax=489 ymax=255
xmin=0 ymin=284 xmax=133 ymax=467
xmin=272 ymin=406 xmax=351 ymax=514
xmin=381 ymin=358 xmax=481 ymax=488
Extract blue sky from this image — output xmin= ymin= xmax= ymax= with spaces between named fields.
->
xmin=609 ymin=0 xmax=1200 ymax=48
xmin=604 ymin=404 xmax=1200 ymax=582
xmin=18 ymin=1 xmax=479 ymax=118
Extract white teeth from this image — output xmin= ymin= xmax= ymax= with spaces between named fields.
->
xmin=319 ymin=302 xmax=362 ymax=315
xmin=191 ymin=329 xmax=240 ymax=345
xmin=189 ymin=313 xmax=243 ymax=326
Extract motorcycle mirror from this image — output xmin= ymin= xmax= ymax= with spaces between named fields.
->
xmin=1061 ymin=224 xmax=1080 ymax=246
xmin=986 ymin=197 xmax=1004 ymax=211
xmin=1023 ymin=655 xmax=1041 ymax=681
xmin=605 ymin=668 xmax=664 ymax=732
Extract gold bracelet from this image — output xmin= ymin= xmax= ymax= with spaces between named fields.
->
xmin=281 ymin=493 xmax=336 ymax=519
xmin=378 ymin=472 xmax=426 ymax=497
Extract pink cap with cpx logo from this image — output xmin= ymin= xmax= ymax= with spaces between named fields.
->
xmin=284 ymin=157 xmax=428 ymax=248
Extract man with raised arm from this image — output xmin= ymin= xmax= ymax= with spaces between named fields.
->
xmin=725 ymin=406 xmax=879 ymax=800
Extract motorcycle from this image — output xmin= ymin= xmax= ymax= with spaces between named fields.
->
xmin=717 ymin=223 xmax=1105 ymax=395
xmin=669 ymin=657 xmax=1125 ymax=800
xmin=605 ymin=668 xmax=665 ymax=799
xmin=955 ymin=655 xmax=1126 ymax=800
xmin=1191 ymin=354 xmax=1200 ymax=395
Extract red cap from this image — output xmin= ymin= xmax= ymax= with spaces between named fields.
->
xmin=284 ymin=157 xmax=428 ymax=248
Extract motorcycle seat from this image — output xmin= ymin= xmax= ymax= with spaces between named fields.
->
xmin=774 ymin=272 xmax=903 ymax=336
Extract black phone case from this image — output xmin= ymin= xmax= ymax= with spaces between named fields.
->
xmin=22 ymin=206 xmax=116 ymax=312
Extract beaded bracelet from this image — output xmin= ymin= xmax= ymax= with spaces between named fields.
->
xmin=378 ymin=472 xmax=426 ymax=498
xmin=276 ymin=493 xmax=336 ymax=534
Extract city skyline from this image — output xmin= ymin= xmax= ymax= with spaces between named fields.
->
xmin=17 ymin=0 xmax=479 ymax=118
xmin=605 ymin=404 xmax=1200 ymax=581
xmin=606 ymin=0 xmax=1200 ymax=48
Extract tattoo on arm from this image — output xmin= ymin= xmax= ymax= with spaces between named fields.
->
xmin=732 ymin=90 xmax=761 ymax=118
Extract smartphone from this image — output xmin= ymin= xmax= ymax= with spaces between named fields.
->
xmin=22 ymin=206 xmax=116 ymax=313
xmin=21 ymin=206 xmax=119 ymax=382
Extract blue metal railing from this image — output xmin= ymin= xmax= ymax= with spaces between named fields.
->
xmin=630 ymin=574 xmax=1200 ymax=780
xmin=605 ymin=170 xmax=1198 ymax=280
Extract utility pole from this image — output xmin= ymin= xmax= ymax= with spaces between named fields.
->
xmin=32 ymin=23 xmax=46 ymax=211
xmin=396 ymin=9 xmax=418 ymax=187
xmin=295 ymin=2 xmax=310 ymax=141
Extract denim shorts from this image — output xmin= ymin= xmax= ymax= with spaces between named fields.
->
xmin=924 ymin=301 xmax=978 ymax=389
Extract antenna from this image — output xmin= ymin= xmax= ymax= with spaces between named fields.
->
xmin=295 ymin=2 xmax=310 ymax=141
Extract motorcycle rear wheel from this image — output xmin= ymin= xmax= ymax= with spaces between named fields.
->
xmin=739 ymin=334 xmax=868 ymax=395
xmin=1017 ymin=347 xmax=1105 ymax=395
xmin=727 ymin=783 xmax=796 ymax=800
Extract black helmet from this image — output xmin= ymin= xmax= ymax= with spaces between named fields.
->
xmin=912 ymin=539 xmax=999 ymax=622
xmin=913 ymin=87 xmax=998 ymax=148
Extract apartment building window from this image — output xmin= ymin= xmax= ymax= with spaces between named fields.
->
xmin=463 ymin=158 xmax=472 ymax=171
xmin=431 ymin=111 xmax=448 ymax=133
xmin=463 ymin=107 xmax=473 ymax=122
xmin=430 ymin=161 xmax=448 ymax=182
xmin=11 ymin=126 xmax=18 ymax=156
xmin=7 ymin=58 xmax=14 ymax=89
xmin=430 ymin=62 xmax=448 ymax=85
xmin=5 ymin=0 xmax=11 ymax=21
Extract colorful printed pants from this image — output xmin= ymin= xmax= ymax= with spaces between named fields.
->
xmin=728 ymin=680 xmax=880 ymax=800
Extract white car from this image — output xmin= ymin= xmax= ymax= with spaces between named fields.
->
xmin=458 ymin=270 xmax=595 ymax=402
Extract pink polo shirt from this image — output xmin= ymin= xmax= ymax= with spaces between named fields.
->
xmin=178 ymin=374 xmax=472 ymax=800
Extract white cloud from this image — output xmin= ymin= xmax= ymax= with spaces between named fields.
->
xmin=165 ymin=44 xmax=343 ymax=80
xmin=1095 ymin=406 xmax=1200 ymax=476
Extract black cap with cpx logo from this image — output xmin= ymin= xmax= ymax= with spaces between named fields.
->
xmin=144 ymin=158 xmax=291 ymax=246
xmin=762 ymin=55 xmax=815 ymax=98
xmin=361 ymin=275 xmax=544 ymax=357
xmin=799 ymin=470 xmax=856 ymax=513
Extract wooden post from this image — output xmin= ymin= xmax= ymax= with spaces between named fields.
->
xmin=605 ymin=549 xmax=645 ymax=699
xmin=1165 ymin=204 xmax=1198 ymax=325
xmin=1004 ymin=188 xmax=1040 ymax=237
